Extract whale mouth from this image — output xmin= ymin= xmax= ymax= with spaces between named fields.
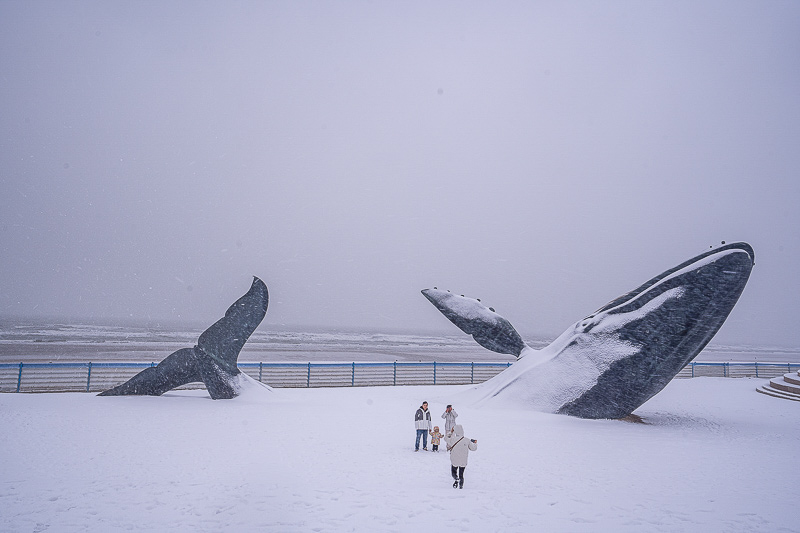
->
xmin=590 ymin=242 xmax=754 ymax=319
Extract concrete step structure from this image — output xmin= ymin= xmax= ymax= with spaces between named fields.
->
xmin=770 ymin=373 xmax=800 ymax=395
xmin=784 ymin=373 xmax=800 ymax=387
xmin=757 ymin=371 xmax=800 ymax=402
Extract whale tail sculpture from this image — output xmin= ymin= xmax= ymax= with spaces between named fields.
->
xmin=422 ymin=242 xmax=755 ymax=419
xmin=99 ymin=276 xmax=269 ymax=399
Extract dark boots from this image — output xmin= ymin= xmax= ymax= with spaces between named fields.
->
xmin=451 ymin=465 xmax=465 ymax=489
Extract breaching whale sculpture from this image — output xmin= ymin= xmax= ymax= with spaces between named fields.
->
xmin=422 ymin=242 xmax=755 ymax=419
xmin=99 ymin=277 xmax=269 ymax=399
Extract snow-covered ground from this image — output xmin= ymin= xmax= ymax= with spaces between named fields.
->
xmin=1 ymin=376 xmax=797 ymax=532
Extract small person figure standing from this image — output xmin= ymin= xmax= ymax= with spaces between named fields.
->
xmin=442 ymin=404 xmax=458 ymax=435
xmin=445 ymin=424 xmax=477 ymax=489
xmin=429 ymin=426 xmax=444 ymax=452
xmin=414 ymin=401 xmax=432 ymax=451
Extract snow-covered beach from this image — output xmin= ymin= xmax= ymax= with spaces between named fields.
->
xmin=1 ymin=375 xmax=797 ymax=532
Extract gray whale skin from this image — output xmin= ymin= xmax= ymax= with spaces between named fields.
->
xmin=99 ymin=277 xmax=268 ymax=399
xmin=422 ymin=242 xmax=755 ymax=419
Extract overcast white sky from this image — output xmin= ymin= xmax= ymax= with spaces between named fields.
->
xmin=1 ymin=1 xmax=798 ymax=346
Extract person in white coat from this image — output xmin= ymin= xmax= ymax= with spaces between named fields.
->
xmin=441 ymin=404 xmax=458 ymax=435
xmin=444 ymin=424 xmax=477 ymax=489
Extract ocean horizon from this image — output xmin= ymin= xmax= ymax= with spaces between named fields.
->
xmin=1 ymin=318 xmax=798 ymax=365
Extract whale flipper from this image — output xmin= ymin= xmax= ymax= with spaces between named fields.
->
xmin=422 ymin=243 xmax=755 ymax=419
xmin=99 ymin=277 xmax=269 ymax=399
xmin=420 ymin=289 xmax=527 ymax=357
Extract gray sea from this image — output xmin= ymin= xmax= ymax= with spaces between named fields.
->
xmin=0 ymin=318 xmax=797 ymax=365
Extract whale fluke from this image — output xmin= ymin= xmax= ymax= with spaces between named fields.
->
xmin=197 ymin=276 xmax=270 ymax=374
xmin=99 ymin=277 xmax=269 ymax=399
xmin=422 ymin=243 xmax=755 ymax=419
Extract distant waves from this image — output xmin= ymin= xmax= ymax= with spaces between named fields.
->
xmin=0 ymin=322 xmax=796 ymax=364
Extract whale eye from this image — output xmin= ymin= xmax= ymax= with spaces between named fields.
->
xmin=434 ymin=287 xmax=437 ymax=290
xmin=477 ymin=299 xmax=481 ymax=302
xmin=489 ymin=307 xmax=495 ymax=312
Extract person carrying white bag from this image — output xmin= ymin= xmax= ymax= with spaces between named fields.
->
xmin=445 ymin=424 xmax=477 ymax=489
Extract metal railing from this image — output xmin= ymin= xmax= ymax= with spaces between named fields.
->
xmin=0 ymin=361 xmax=514 ymax=393
xmin=675 ymin=361 xmax=799 ymax=379
xmin=1 ymin=360 xmax=798 ymax=393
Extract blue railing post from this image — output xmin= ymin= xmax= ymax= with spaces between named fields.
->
xmin=17 ymin=362 xmax=23 ymax=393
xmin=352 ymin=362 xmax=355 ymax=386
xmin=691 ymin=362 xmax=695 ymax=378
xmin=471 ymin=362 xmax=474 ymax=384
xmin=393 ymin=361 xmax=397 ymax=386
xmin=433 ymin=362 xmax=437 ymax=385
xmin=259 ymin=361 xmax=263 ymax=382
xmin=755 ymin=362 xmax=759 ymax=378
xmin=307 ymin=362 xmax=311 ymax=387
xmin=86 ymin=362 xmax=93 ymax=392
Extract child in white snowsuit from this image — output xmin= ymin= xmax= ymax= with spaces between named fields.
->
xmin=429 ymin=426 xmax=444 ymax=452
xmin=445 ymin=424 xmax=477 ymax=489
